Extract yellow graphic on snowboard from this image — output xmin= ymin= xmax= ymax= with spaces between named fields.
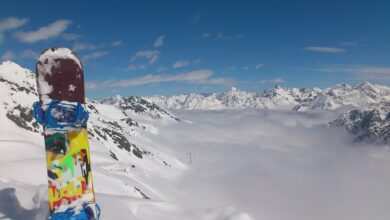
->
xmin=45 ymin=128 xmax=95 ymax=211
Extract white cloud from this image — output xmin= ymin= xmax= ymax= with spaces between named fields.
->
xmin=255 ymin=63 xmax=265 ymax=69
xmin=304 ymin=47 xmax=346 ymax=53
xmin=259 ymin=77 xmax=285 ymax=84
xmin=130 ymin=50 xmax=160 ymax=64
xmin=154 ymin=35 xmax=165 ymax=48
xmin=0 ymin=17 xmax=28 ymax=32
xmin=111 ymin=40 xmax=123 ymax=47
xmin=242 ymin=66 xmax=249 ymax=70
xmin=1 ymin=50 xmax=16 ymax=61
xmin=82 ymin=51 xmax=109 ymax=62
xmin=172 ymin=60 xmax=190 ymax=69
xmin=151 ymin=109 xmax=390 ymax=220
xmin=91 ymin=69 xmax=233 ymax=89
xmin=14 ymin=19 xmax=71 ymax=43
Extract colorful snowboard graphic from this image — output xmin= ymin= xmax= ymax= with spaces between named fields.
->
xmin=34 ymin=47 xmax=99 ymax=219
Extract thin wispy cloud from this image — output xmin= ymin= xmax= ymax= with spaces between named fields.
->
xmin=154 ymin=35 xmax=165 ymax=48
xmin=0 ymin=17 xmax=29 ymax=32
xmin=339 ymin=41 xmax=358 ymax=46
xmin=0 ymin=33 xmax=4 ymax=44
xmin=255 ymin=64 xmax=265 ymax=69
xmin=1 ymin=49 xmax=40 ymax=61
xmin=202 ymin=32 xmax=244 ymax=40
xmin=193 ymin=58 xmax=201 ymax=64
xmin=61 ymin=33 xmax=81 ymax=41
xmin=130 ymin=50 xmax=160 ymax=64
xmin=88 ymin=69 xmax=233 ymax=89
xmin=127 ymin=64 xmax=146 ymax=71
xmin=111 ymin=40 xmax=123 ymax=47
xmin=259 ymin=77 xmax=285 ymax=84
xmin=192 ymin=11 xmax=204 ymax=24
xmin=172 ymin=60 xmax=190 ymax=69
xmin=304 ymin=47 xmax=346 ymax=53
xmin=156 ymin=66 xmax=168 ymax=73
xmin=221 ymin=66 xmax=238 ymax=74
xmin=85 ymin=81 xmax=98 ymax=90
xmin=14 ymin=19 xmax=72 ymax=43
xmin=19 ymin=49 xmax=39 ymax=59
xmin=316 ymin=65 xmax=390 ymax=80
xmin=215 ymin=33 xmax=244 ymax=40
xmin=202 ymin=33 xmax=212 ymax=38
xmin=82 ymin=51 xmax=109 ymax=62
xmin=1 ymin=50 xmax=15 ymax=61
xmin=72 ymin=42 xmax=97 ymax=52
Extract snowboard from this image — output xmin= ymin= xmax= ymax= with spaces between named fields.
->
xmin=34 ymin=47 xmax=98 ymax=219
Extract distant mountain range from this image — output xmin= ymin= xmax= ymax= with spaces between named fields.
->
xmin=1 ymin=60 xmax=389 ymax=146
xmin=146 ymin=83 xmax=390 ymax=112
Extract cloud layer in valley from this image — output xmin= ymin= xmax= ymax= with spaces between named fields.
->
xmin=146 ymin=109 xmax=390 ymax=220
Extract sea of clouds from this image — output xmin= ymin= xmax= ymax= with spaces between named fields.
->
xmin=146 ymin=109 xmax=390 ymax=220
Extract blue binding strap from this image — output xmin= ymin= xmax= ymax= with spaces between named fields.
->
xmin=32 ymin=100 xmax=89 ymax=130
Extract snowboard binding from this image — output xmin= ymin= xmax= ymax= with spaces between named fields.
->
xmin=33 ymin=100 xmax=89 ymax=130
xmin=50 ymin=202 xmax=101 ymax=220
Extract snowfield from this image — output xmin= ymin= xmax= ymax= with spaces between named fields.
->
xmin=1 ymin=60 xmax=390 ymax=220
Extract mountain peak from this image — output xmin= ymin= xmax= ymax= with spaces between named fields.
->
xmin=228 ymin=87 xmax=239 ymax=93
xmin=274 ymin=83 xmax=282 ymax=89
xmin=0 ymin=60 xmax=35 ymax=86
xmin=0 ymin=60 xmax=24 ymax=69
xmin=356 ymin=81 xmax=374 ymax=89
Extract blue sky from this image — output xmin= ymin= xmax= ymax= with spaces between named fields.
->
xmin=1 ymin=0 xmax=389 ymax=98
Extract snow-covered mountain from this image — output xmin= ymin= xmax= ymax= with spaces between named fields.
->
xmin=147 ymin=83 xmax=390 ymax=111
xmin=101 ymin=95 xmax=180 ymax=121
xmin=329 ymin=102 xmax=390 ymax=143
xmin=294 ymin=83 xmax=390 ymax=111
xmin=0 ymin=60 xmax=183 ymax=194
xmin=0 ymin=61 xmax=203 ymax=219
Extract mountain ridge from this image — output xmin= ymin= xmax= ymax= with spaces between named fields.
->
xmin=146 ymin=82 xmax=390 ymax=111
